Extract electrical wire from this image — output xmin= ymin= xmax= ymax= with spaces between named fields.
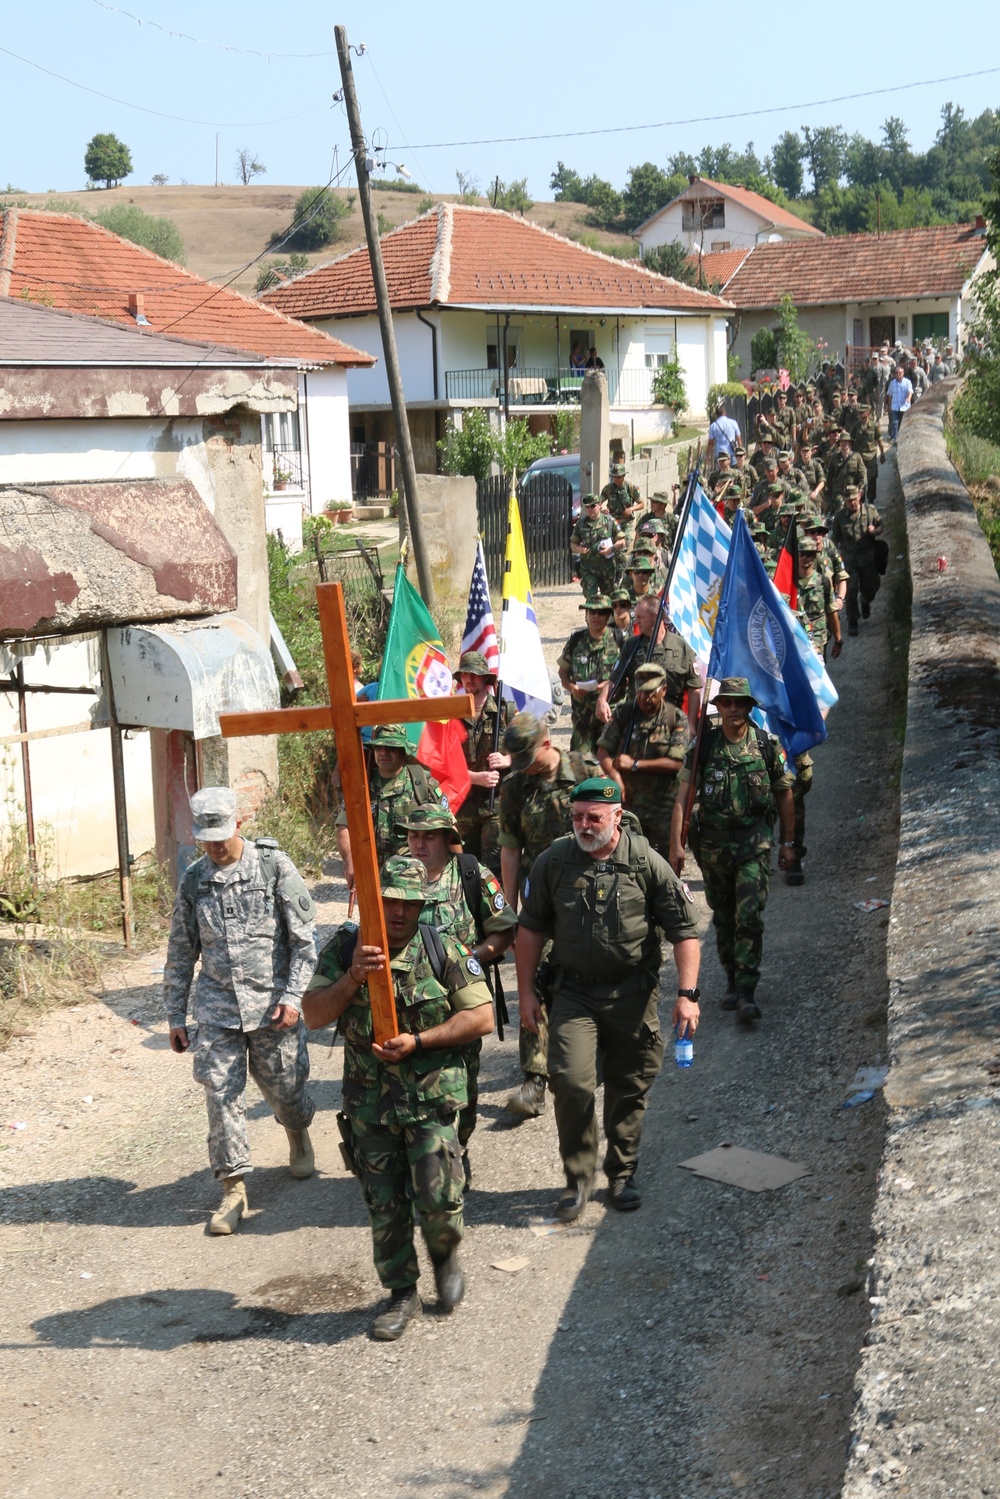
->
xmin=88 ymin=1 xmax=338 ymax=59
xmin=0 ymin=42 xmax=330 ymax=127
xmin=363 ymin=50 xmax=431 ymax=189
xmin=397 ymin=66 xmax=1000 ymax=150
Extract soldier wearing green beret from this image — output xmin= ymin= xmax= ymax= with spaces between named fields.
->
xmin=517 ymin=776 xmax=701 ymax=1221
xmin=601 ymin=462 xmax=643 ymax=552
xmin=335 ymin=723 xmax=448 ymax=893
xmin=498 ymin=713 xmax=598 ymax=1116
xmin=557 ymin=595 xmax=622 ymax=756
xmin=397 ymin=805 xmax=517 ymax=1188
xmin=597 ymin=662 xmax=689 ymax=858
xmin=670 ymin=679 xmax=795 ymax=1022
xmin=571 ymin=495 xmax=625 ymax=598
xmin=304 ymin=856 xmax=494 ymax=1341
xmin=452 ymin=651 xmax=513 ymax=874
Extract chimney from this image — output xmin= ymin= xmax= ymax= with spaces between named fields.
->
xmin=128 ymin=291 xmax=149 ymax=324
xmin=974 ymin=215 xmax=986 ymax=233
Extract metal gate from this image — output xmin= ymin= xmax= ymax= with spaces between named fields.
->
xmin=351 ymin=442 xmax=396 ymax=502
xmin=476 ymin=472 xmax=574 ymax=588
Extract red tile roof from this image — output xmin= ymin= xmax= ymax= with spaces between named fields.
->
xmin=685 ymin=248 xmax=751 ymax=290
xmin=261 ymin=204 xmax=732 ymax=319
xmin=0 ymin=208 xmax=374 ymax=367
xmin=723 ymin=224 xmax=991 ymax=309
xmin=642 ymin=178 xmax=823 ymax=239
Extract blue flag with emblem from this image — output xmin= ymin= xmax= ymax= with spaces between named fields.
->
xmin=707 ymin=511 xmax=827 ymax=760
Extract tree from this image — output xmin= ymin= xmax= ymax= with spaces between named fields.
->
xmin=582 ymin=176 xmax=624 ymax=230
xmin=278 ymin=187 xmax=354 ymax=251
xmin=953 ymin=142 xmax=1000 ymax=445
xmin=92 ymin=203 xmax=184 ymax=263
xmin=622 ymin=161 xmax=676 ymax=230
xmin=84 ymin=132 xmax=132 ymax=189
xmin=642 ymin=242 xmax=696 ymax=285
xmin=770 ymin=131 xmax=805 ymax=199
xmin=150 ymin=173 xmax=169 ymax=187
xmin=881 ymin=116 xmax=914 ymax=196
xmin=255 ymin=252 xmax=310 ymax=294
xmin=801 ymin=126 xmax=847 ymax=195
xmin=651 ymin=355 xmax=687 ymax=417
xmin=491 ymin=177 xmax=533 ymax=213
xmin=235 ymin=148 xmax=266 ymax=186
xmin=437 ymin=410 xmax=548 ymax=482
xmin=551 ymin=162 xmax=586 ymax=202
xmin=455 ymin=169 xmax=480 ymax=205
xmin=774 ymin=293 xmax=816 ymax=382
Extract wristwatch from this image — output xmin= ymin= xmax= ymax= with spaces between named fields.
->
xmin=780 ymin=841 xmax=795 ymax=849
xmin=677 ymin=987 xmax=701 ymax=1002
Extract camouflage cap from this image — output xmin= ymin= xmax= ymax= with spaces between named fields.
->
xmin=371 ymin=723 xmax=411 ymax=751
xmin=798 ymin=537 xmax=820 ymax=557
xmin=767 ymin=482 xmax=787 ymax=495
xmin=733 ymin=443 xmax=747 ymax=455
xmin=395 ymin=804 xmax=459 ymax=835
xmin=628 ymin=555 xmax=655 ymax=573
xmin=858 ymin=403 xmax=871 ymax=412
xmin=610 ymin=588 xmax=632 ymax=605
xmin=580 ymin=593 xmax=613 ymax=611
xmin=610 ymin=462 xmax=627 ymax=477
xmin=748 ymin=518 xmax=769 ymax=537
xmin=777 ymin=449 xmax=792 ymax=461
xmin=716 ymin=448 xmax=732 ymax=461
xmin=649 ymin=490 xmax=671 ymax=505
xmin=503 ymin=711 xmax=546 ymax=771
xmin=569 ymin=776 xmax=622 ymax=805
xmin=715 ymin=676 xmax=759 ymax=706
xmin=786 ymin=488 xmax=807 ymax=505
xmin=190 ymin=786 xmax=238 ymax=842
xmin=581 ymin=492 xmax=601 ymax=507
xmin=634 ymin=663 xmax=667 ymax=690
xmin=777 ymin=502 xmax=799 ymax=518
xmin=838 ymin=429 xmax=853 ymax=442
xmin=380 ymin=854 xmax=430 ymax=902
xmin=805 ymin=517 xmax=829 ymax=533
xmin=763 ymin=456 xmax=779 ymax=470
xmin=454 ymin=650 xmax=497 ymax=682
xmin=638 ymin=517 xmax=667 ymax=537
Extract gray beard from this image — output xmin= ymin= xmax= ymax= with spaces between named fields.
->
xmin=574 ymin=825 xmax=611 ymax=853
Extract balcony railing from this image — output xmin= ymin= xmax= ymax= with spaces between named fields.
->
xmin=444 ymin=366 xmax=664 ymax=409
xmin=264 ymin=444 xmax=306 ymax=492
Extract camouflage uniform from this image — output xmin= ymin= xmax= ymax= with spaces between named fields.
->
xmin=799 ymin=455 xmax=827 ymax=505
xmin=519 ymin=822 xmax=699 ymax=1185
xmin=852 ymin=412 xmax=883 ymax=500
xmin=499 ymin=743 xmax=596 ymax=1078
xmin=601 ymin=475 xmax=642 ymax=551
xmin=825 ymin=444 xmax=868 ymax=510
xmin=164 ymin=839 xmax=318 ymax=1179
xmin=615 ymin=631 xmax=700 ymax=712
xmin=455 ymin=693 xmax=513 ymax=873
xmin=681 ymin=717 xmax=793 ymax=1000
xmin=336 ymin=757 xmax=448 ymax=867
xmin=597 ymin=697 xmax=689 ymax=857
xmin=830 ymin=500 xmax=882 ymax=626
xmin=571 ymin=510 xmax=624 ymax=597
xmin=308 ymin=876 xmax=493 ymax=1291
xmin=558 ymin=619 xmax=621 ymax=755
xmin=419 ymin=854 xmax=516 ymax=1151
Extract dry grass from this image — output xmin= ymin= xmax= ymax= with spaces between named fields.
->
xmin=0 ymin=934 xmax=105 ymax=1049
xmin=14 ymin=184 xmax=640 ymax=295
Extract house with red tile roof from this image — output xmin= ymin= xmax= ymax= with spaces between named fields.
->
xmin=721 ymin=222 xmax=993 ymax=374
xmin=261 ymin=204 xmax=734 ymax=455
xmin=636 ymin=177 xmax=822 ymax=259
xmin=0 ymin=206 xmax=375 ymax=541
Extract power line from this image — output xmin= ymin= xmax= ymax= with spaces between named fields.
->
xmin=363 ymin=51 xmax=430 ymax=189
xmin=88 ymin=0 xmax=338 ymax=59
xmin=0 ymin=42 xmax=330 ymax=127
xmin=398 ymin=67 xmax=1000 ymax=150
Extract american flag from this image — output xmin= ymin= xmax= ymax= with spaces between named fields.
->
xmin=461 ymin=541 xmax=500 ymax=674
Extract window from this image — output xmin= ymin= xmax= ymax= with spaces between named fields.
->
xmin=681 ymin=198 xmax=725 ymax=231
xmin=486 ymin=327 xmax=520 ymax=370
xmin=913 ymin=312 xmax=949 ymax=341
xmin=710 ymin=240 xmax=731 ymax=252
xmin=262 ymin=410 xmax=304 ymax=489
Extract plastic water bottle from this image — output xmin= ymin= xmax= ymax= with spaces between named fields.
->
xmin=674 ymin=1026 xmax=694 ymax=1069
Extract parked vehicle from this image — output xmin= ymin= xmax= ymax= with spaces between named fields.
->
xmin=519 ymin=453 xmax=581 ymax=518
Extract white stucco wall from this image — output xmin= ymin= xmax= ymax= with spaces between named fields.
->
xmin=639 ymin=197 xmax=778 ymax=255
xmin=731 ymin=297 xmax=962 ymax=376
xmin=318 ymin=312 xmax=437 ymax=405
xmin=301 ymin=365 xmax=353 ymax=511
xmin=0 ymin=418 xmax=217 ymax=509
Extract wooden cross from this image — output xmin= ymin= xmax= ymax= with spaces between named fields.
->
xmin=219 ymin=581 xmax=473 ymax=1045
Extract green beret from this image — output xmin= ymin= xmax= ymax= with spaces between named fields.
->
xmin=569 ymin=776 xmax=622 ymax=805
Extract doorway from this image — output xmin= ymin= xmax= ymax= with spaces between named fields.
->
xmin=869 ymin=316 xmax=895 ymax=347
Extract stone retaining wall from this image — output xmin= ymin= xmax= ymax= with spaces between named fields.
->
xmin=842 ymin=382 xmax=1000 ymax=1495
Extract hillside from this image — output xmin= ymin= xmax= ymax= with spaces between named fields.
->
xmin=14 ymin=183 xmax=640 ymax=297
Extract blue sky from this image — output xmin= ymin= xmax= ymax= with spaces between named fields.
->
xmin=3 ymin=0 xmax=998 ymax=197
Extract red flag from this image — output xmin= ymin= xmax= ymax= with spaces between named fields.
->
xmin=417 ymin=718 xmax=471 ymax=813
xmin=772 ymin=517 xmax=799 ymax=612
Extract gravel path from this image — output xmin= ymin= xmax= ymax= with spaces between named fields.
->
xmin=0 ymin=474 xmax=902 ymax=1499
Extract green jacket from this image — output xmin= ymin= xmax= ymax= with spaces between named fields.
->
xmin=336 ymin=761 xmax=446 ymax=865
xmin=681 ymin=720 xmax=792 ymax=855
xmin=499 ymin=748 xmax=596 ymax=887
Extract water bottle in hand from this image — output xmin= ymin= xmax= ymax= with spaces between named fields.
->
xmin=674 ymin=1025 xmax=693 ymax=1069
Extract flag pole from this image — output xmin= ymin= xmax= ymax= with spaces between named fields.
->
xmin=677 ymin=680 xmax=713 ymax=873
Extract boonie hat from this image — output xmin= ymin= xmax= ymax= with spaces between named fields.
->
xmin=634 ymin=663 xmax=667 ymax=690
xmin=581 ymin=593 xmax=612 ymax=612
xmin=610 ymin=588 xmax=632 ymax=605
xmin=454 ymin=650 xmax=496 ymax=682
xmin=798 ymin=537 xmax=820 ymax=556
xmin=372 ymin=724 xmax=411 ymax=751
xmin=380 ymin=855 xmax=431 ymax=902
xmin=569 ymin=776 xmax=622 ymax=805
xmin=715 ymin=676 xmax=759 ymax=706
xmin=610 ymin=462 xmax=627 ymax=477
xmin=503 ymin=711 xmax=546 ymax=771
xmin=628 ymin=555 xmax=655 ymax=573
xmin=395 ymin=804 xmax=460 ymax=835
xmin=190 ymin=787 xmax=238 ymax=843
xmin=582 ymin=492 xmax=601 ymax=507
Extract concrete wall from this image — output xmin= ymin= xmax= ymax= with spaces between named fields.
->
xmin=842 ymin=382 xmax=1000 ymax=1494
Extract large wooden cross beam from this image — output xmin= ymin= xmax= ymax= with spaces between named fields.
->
xmin=219 ymin=581 xmax=472 ymax=1045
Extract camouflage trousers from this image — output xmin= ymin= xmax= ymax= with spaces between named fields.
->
xmin=548 ymin=983 xmax=663 ymax=1183
xmin=845 ymin=563 xmax=881 ymax=624
xmin=191 ymin=1020 xmax=314 ymax=1179
xmin=351 ymin=1114 xmax=465 ymax=1290
xmin=520 ymin=992 xmax=550 ymax=1078
xmin=579 ymin=562 xmax=617 ymax=599
xmin=458 ymin=1039 xmax=481 ymax=1150
xmin=698 ymin=843 xmax=772 ymax=995
xmin=792 ymin=752 xmax=814 ymax=861
xmin=569 ymin=695 xmax=605 ymax=756
xmin=455 ymin=803 xmax=501 ymax=876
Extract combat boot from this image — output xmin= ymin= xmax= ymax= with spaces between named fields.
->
xmin=737 ymin=989 xmax=762 ymax=1023
xmin=556 ymin=1175 xmax=594 ymax=1224
xmin=461 ymin=1150 xmax=472 ymax=1194
xmin=721 ymin=969 xmax=738 ymax=1010
xmin=608 ymin=1175 xmax=641 ymax=1212
xmin=371 ymin=1286 xmax=422 ymax=1341
xmin=785 ymin=858 xmax=805 ymax=886
xmin=285 ymin=1127 xmax=315 ymax=1179
xmin=432 ymin=1248 xmax=466 ymax=1312
xmin=505 ymin=1074 xmax=547 ymax=1118
xmin=209 ymin=1176 xmax=247 ymax=1235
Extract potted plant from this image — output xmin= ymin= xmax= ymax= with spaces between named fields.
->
xmin=324 ymin=499 xmax=354 ymax=524
xmin=272 ymin=461 xmax=294 ymax=492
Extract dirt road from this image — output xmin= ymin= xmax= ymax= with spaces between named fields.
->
xmin=0 ymin=469 xmax=902 ymax=1499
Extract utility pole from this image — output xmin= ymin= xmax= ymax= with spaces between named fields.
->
xmin=215 ymin=132 xmax=219 ymax=187
xmin=335 ymin=24 xmax=434 ymax=606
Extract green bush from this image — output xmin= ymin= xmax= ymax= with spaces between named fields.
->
xmin=92 ymin=203 xmax=185 ymax=263
xmin=279 ymin=188 xmax=354 ymax=252
xmin=651 ymin=355 xmax=687 ymax=415
xmin=750 ymin=328 xmax=779 ymax=373
xmin=707 ymin=381 xmax=748 ymax=413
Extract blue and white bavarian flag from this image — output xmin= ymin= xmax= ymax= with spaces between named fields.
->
xmin=667 ymin=483 xmax=732 ymax=666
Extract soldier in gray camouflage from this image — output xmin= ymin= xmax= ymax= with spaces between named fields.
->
xmin=164 ymin=787 xmax=318 ymax=1236
xmin=303 ymin=856 xmax=494 ymax=1341
xmin=498 ymin=712 xmax=597 ymax=1115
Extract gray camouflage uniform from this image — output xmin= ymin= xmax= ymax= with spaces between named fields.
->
xmin=163 ymin=841 xmax=318 ymax=1179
